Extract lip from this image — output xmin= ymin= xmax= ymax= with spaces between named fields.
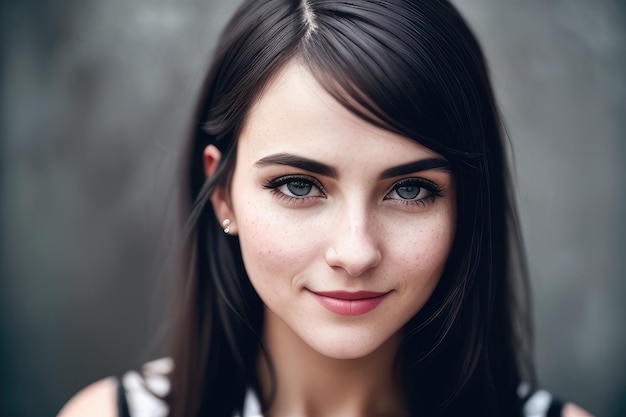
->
xmin=308 ymin=290 xmax=389 ymax=316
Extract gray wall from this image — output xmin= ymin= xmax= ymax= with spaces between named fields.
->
xmin=1 ymin=1 xmax=624 ymax=416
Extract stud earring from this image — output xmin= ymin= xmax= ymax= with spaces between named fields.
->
xmin=222 ymin=219 xmax=231 ymax=234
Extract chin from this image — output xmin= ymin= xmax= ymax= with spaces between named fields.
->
xmin=302 ymin=329 xmax=401 ymax=361
xmin=312 ymin=343 xmax=382 ymax=360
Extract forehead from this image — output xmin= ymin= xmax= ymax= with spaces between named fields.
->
xmin=237 ymin=61 xmax=441 ymax=165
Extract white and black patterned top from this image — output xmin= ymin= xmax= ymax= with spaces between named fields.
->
xmin=116 ymin=358 xmax=564 ymax=417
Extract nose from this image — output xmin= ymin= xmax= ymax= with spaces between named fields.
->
xmin=325 ymin=207 xmax=382 ymax=277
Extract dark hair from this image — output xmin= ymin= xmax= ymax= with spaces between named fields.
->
xmin=169 ymin=1 xmax=534 ymax=416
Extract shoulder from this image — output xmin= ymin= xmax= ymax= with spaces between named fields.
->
xmin=523 ymin=389 xmax=595 ymax=417
xmin=57 ymin=377 xmax=118 ymax=417
xmin=57 ymin=358 xmax=172 ymax=417
xmin=562 ymin=402 xmax=595 ymax=417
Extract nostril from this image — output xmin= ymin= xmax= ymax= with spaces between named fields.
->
xmin=325 ymin=244 xmax=382 ymax=277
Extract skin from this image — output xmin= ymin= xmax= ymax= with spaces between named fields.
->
xmin=209 ymin=61 xmax=456 ymax=416
xmin=57 ymin=377 xmax=117 ymax=417
xmin=57 ymin=61 xmax=596 ymax=417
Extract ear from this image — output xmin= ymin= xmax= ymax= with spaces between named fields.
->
xmin=203 ymin=145 xmax=238 ymax=235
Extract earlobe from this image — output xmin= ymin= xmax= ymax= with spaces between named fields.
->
xmin=204 ymin=145 xmax=238 ymax=235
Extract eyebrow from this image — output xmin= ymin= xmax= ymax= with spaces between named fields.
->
xmin=254 ymin=153 xmax=338 ymax=178
xmin=378 ymin=158 xmax=450 ymax=179
xmin=254 ymin=153 xmax=450 ymax=179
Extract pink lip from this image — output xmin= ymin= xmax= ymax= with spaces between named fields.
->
xmin=308 ymin=290 xmax=389 ymax=316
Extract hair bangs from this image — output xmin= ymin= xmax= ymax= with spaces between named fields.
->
xmin=298 ymin=0 xmax=487 ymax=163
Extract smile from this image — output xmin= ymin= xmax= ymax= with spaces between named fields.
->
xmin=308 ymin=290 xmax=389 ymax=316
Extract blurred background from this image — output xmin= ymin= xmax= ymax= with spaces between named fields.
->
xmin=1 ymin=0 xmax=624 ymax=416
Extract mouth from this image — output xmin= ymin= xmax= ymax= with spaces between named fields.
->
xmin=307 ymin=290 xmax=390 ymax=316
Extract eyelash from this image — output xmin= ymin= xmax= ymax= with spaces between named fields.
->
xmin=383 ymin=178 xmax=444 ymax=207
xmin=263 ymin=175 xmax=326 ymax=203
xmin=264 ymin=175 xmax=444 ymax=207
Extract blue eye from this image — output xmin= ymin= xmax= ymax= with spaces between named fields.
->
xmin=396 ymin=184 xmax=421 ymax=199
xmin=264 ymin=175 xmax=325 ymax=200
xmin=285 ymin=179 xmax=314 ymax=197
xmin=385 ymin=178 xmax=442 ymax=205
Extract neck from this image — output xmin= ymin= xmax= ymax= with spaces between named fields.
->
xmin=257 ymin=308 xmax=409 ymax=417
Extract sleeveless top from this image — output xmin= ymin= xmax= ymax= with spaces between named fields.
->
xmin=117 ymin=358 xmax=564 ymax=417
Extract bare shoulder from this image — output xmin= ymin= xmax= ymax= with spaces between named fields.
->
xmin=57 ymin=377 xmax=118 ymax=417
xmin=562 ymin=402 xmax=595 ymax=417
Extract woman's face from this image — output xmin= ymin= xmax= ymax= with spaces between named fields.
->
xmin=216 ymin=62 xmax=456 ymax=360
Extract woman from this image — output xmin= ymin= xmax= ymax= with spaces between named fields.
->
xmin=59 ymin=1 xmax=593 ymax=416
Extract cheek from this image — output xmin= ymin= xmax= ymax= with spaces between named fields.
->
xmin=238 ymin=210 xmax=284 ymax=276
xmin=394 ymin=211 xmax=456 ymax=291
xmin=233 ymin=197 xmax=320 ymax=285
xmin=417 ymin=223 xmax=454 ymax=265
